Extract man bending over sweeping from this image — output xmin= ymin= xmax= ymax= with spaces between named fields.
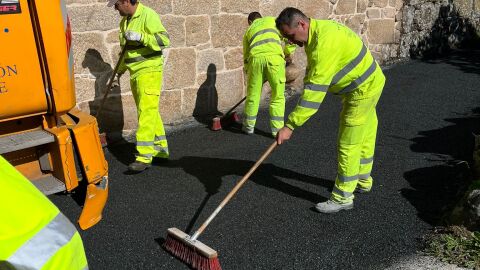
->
xmin=275 ymin=8 xmax=386 ymax=214
xmin=242 ymin=12 xmax=296 ymax=137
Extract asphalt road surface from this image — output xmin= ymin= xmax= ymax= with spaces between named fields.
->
xmin=51 ymin=50 xmax=480 ymax=270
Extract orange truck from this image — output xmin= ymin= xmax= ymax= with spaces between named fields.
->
xmin=0 ymin=0 xmax=108 ymax=230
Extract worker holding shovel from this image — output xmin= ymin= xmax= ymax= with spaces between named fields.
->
xmin=107 ymin=0 xmax=170 ymax=172
xmin=275 ymin=8 xmax=386 ymax=213
xmin=242 ymin=12 xmax=296 ymax=137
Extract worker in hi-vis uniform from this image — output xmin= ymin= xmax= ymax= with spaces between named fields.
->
xmin=108 ymin=0 xmax=170 ymax=172
xmin=242 ymin=12 xmax=296 ymax=137
xmin=0 ymin=156 xmax=89 ymax=270
xmin=275 ymin=8 xmax=386 ymax=213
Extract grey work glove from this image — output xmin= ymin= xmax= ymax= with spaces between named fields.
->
xmin=124 ymin=31 xmax=142 ymax=42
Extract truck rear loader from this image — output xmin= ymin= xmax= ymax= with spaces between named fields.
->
xmin=0 ymin=0 xmax=109 ymax=230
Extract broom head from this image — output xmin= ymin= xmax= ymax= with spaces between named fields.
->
xmin=164 ymin=227 xmax=221 ymax=270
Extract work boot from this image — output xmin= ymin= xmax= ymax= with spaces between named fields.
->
xmin=242 ymin=125 xmax=254 ymax=135
xmin=128 ymin=161 xmax=151 ymax=172
xmin=315 ymin=200 xmax=353 ymax=214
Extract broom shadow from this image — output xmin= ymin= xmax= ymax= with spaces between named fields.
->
xmin=161 ymin=156 xmax=331 ymax=230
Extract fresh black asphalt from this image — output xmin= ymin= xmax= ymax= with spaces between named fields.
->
xmin=51 ymin=50 xmax=480 ymax=269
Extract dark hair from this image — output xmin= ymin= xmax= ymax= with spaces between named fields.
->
xmin=276 ymin=7 xmax=308 ymax=29
xmin=129 ymin=0 xmax=137 ymax=5
xmin=248 ymin=12 xmax=262 ymax=22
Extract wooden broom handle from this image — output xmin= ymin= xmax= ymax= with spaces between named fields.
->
xmin=95 ymin=45 xmax=128 ymax=119
xmin=191 ymin=141 xmax=277 ymax=241
xmin=223 ymin=96 xmax=246 ymax=117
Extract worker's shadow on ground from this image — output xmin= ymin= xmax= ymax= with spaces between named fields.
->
xmin=402 ymin=107 xmax=480 ymax=225
xmin=193 ymin=64 xmax=272 ymax=138
xmin=83 ymin=48 xmax=128 ymax=146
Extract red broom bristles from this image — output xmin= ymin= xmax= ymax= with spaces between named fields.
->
xmin=164 ymin=235 xmax=222 ymax=270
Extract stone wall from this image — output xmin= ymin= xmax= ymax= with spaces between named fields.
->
xmin=68 ymin=0 xmax=403 ymax=134
xmin=401 ymin=0 xmax=480 ymax=58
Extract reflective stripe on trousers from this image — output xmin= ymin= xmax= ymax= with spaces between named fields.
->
xmin=131 ymin=71 xmax=169 ymax=163
xmin=243 ymin=55 xmax=285 ymax=136
xmin=331 ymin=75 xmax=383 ymax=203
xmin=6 ymin=213 xmax=88 ymax=270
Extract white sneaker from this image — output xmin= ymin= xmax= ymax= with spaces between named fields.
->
xmin=242 ymin=126 xmax=254 ymax=135
xmin=315 ymin=200 xmax=353 ymax=213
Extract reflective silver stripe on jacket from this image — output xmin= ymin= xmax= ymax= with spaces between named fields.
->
xmin=360 ymin=156 xmax=374 ymax=164
xmin=245 ymin=115 xmax=257 ymax=120
xmin=159 ymin=31 xmax=170 ymax=39
xmin=7 ymin=213 xmax=77 ymax=270
xmin=125 ymin=51 xmax=163 ymax=64
xmin=249 ymin=28 xmax=280 ymax=45
xmin=137 ymin=141 xmax=154 ymax=146
xmin=337 ymin=60 xmax=377 ymax=95
xmin=154 ymin=33 xmax=167 ymax=48
xmin=155 ymin=135 xmax=167 ymax=141
xmin=304 ymin=83 xmax=328 ymax=92
xmin=270 ymin=116 xmax=284 ymax=121
xmin=250 ymin=38 xmax=281 ymax=50
xmin=138 ymin=153 xmax=153 ymax=158
xmin=332 ymin=186 xmax=353 ymax=198
xmin=299 ymin=99 xmax=321 ymax=110
xmin=330 ymin=46 xmax=367 ymax=86
xmin=271 ymin=127 xmax=280 ymax=133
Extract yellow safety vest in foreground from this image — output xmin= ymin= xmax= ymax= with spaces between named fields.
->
xmin=286 ymin=19 xmax=385 ymax=130
xmin=0 ymin=156 xmax=88 ymax=270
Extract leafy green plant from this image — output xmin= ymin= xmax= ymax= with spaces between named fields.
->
xmin=423 ymin=226 xmax=480 ymax=269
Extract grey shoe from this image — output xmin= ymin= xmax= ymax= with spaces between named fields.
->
xmin=128 ymin=161 xmax=151 ymax=172
xmin=315 ymin=200 xmax=353 ymax=214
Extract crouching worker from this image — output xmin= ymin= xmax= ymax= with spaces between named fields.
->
xmin=242 ymin=12 xmax=296 ymax=137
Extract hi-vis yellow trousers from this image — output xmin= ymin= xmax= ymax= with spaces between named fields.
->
xmin=243 ymin=55 xmax=286 ymax=136
xmin=331 ymin=73 xmax=385 ymax=203
xmin=131 ymin=71 xmax=169 ymax=164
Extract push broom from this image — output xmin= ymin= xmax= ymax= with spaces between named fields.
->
xmin=164 ymin=141 xmax=278 ymax=270
xmin=210 ymin=96 xmax=246 ymax=131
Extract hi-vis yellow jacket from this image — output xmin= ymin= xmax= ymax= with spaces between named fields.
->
xmin=0 ymin=156 xmax=88 ymax=270
xmin=243 ymin=16 xmax=296 ymax=65
xmin=118 ymin=3 xmax=170 ymax=78
xmin=286 ymin=19 xmax=385 ymax=130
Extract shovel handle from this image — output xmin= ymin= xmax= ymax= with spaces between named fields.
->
xmin=191 ymin=141 xmax=277 ymax=241
xmin=95 ymin=46 xmax=127 ymax=119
